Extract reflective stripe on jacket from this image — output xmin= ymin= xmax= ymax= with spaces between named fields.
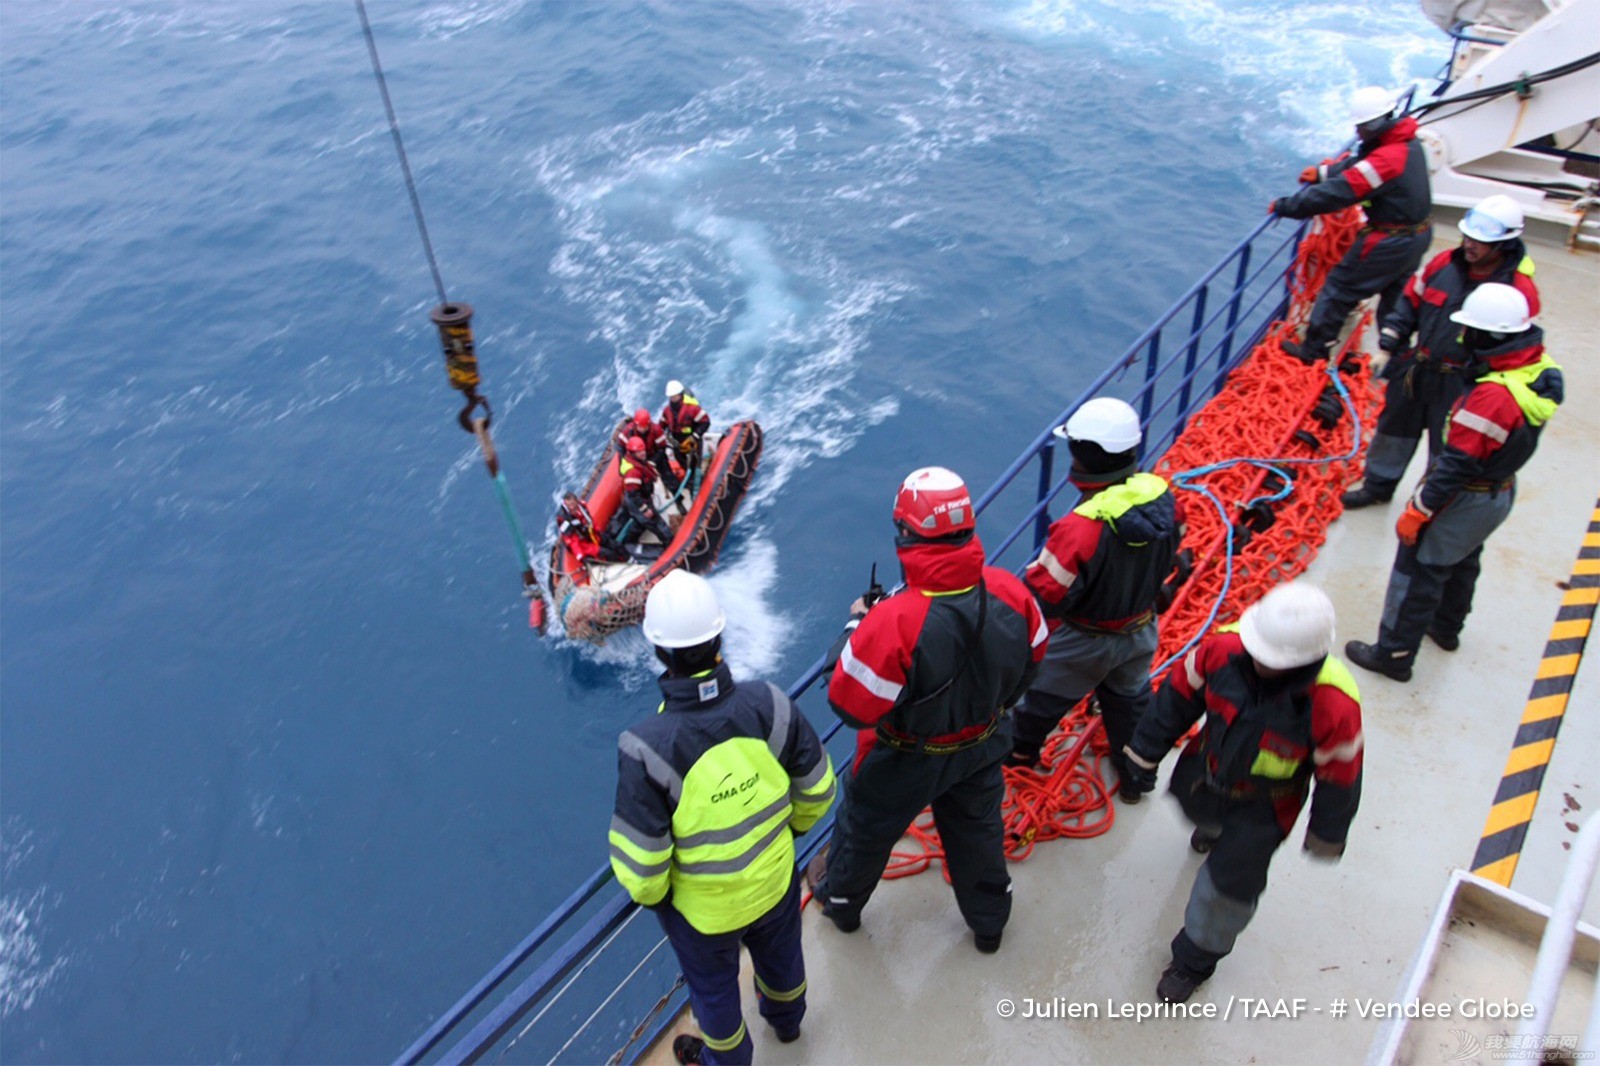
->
xmin=620 ymin=456 xmax=658 ymax=494
xmin=828 ymin=533 xmax=1047 ymax=771
xmin=661 ymin=393 xmax=711 ymax=442
xmin=609 ymin=662 xmax=835 ymax=934
xmin=1382 ymin=244 xmax=1540 ymax=367
xmin=1424 ymin=332 xmax=1563 ymax=512
xmin=1275 ymin=117 xmax=1430 ymax=228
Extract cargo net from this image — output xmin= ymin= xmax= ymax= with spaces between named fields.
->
xmin=877 ymin=208 xmax=1381 ymax=880
xmin=557 ymin=580 xmax=654 ymax=644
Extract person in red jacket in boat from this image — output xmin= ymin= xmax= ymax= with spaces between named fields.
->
xmin=1270 ymin=85 xmax=1432 ymax=365
xmin=616 ymin=407 xmax=686 ymax=492
xmin=661 ymin=380 xmax=711 ymax=485
xmin=608 ymin=435 xmax=675 ymax=552
xmin=556 ymin=492 xmax=626 ymax=575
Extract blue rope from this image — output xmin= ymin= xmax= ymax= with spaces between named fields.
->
xmin=1151 ymin=357 xmax=1364 ymax=677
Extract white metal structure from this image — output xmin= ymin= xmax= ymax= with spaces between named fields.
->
xmin=1414 ymin=0 xmax=1600 ymax=246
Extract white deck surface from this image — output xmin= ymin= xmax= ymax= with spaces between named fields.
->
xmin=644 ymin=231 xmax=1600 ymax=1064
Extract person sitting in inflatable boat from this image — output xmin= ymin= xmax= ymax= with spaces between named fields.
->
xmin=556 ymin=492 xmax=627 ymax=576
xmin=608 ymin=436 xmax=675 ymax=556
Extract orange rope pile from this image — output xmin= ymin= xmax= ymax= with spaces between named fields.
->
xmin=885 ymin=208 xmax=1383 ymax=882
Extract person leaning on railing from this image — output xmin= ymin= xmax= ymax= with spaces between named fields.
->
xmin=1270 ymin=85 xmax=1432 ymax=365
xmin=608 ymin=571 xmax=836 ymax=1066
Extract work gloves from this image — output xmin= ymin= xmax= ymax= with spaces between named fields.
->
xmin=1396 ymin=497 xmax=1433 ymax=546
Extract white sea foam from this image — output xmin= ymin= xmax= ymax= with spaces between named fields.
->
xmin=0 ymin=825 xmax=67 ymax=1020
xmin=706 ymin=537 xmax=790 ymax=681
xmin=989 ymin=0 xmax=1443 ymax=153
xmin=556 ymin=535 xmax=790 ymax=685
xmin=412 ymin=0 xmax=525 ymax=40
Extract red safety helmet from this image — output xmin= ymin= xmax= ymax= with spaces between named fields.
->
xmin=633 ymin=407 xmax=652 ymax=429
xmin=625 ymin=435 xmax=647 ymax=456
xmin=892 ymin=466 xmax=974 ymax=539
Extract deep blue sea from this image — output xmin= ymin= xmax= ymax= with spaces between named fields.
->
xmin=1 ymin=2 xmax=1443 ymax=1061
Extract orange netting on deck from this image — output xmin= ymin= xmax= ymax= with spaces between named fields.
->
xmin=883 ymin=207 xmax=1383 ymax=879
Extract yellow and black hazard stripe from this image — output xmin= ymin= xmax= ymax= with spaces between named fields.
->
xmin=1470 ymin=497 xmax=1600 ymax=886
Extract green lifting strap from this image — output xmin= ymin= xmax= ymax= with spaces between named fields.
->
xmin=360 ymin=0 xmax=546 ymax=624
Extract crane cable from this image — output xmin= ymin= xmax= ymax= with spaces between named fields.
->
xmin=355 ymin=0 xmax=547 ymax=628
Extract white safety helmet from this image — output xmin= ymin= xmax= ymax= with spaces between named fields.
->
xmin=664 ymin=379 xmax=686 ymax=399
xmin=1348 ymin=85 xmax=1396 ymax=126
xmin=1458 ymin=194 xmax=1525 ymax=243
xmin=642 ymin=569 xmax=725 ymax=648
xmin=1055 ymin=397 xmax=1143 ymax=453
xmin=1449 ymin=282 xmax=1531 ymax=333
xmin=1238 ymin=581 xmax=1336 ymax=671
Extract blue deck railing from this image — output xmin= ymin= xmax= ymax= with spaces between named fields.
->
xmin=398 ymin=213 xmax=1308 ymax=1066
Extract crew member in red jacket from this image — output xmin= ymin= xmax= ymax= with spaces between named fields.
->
xmin=1343 ymin=195 xmax=1541 ymax=507
xmin=556 ymin=491 xmax=626 ymax=573
xmin=1009 ymin=398 xmax=1184 ymax=803
xmin=1271 ymin=86 xmax=1432 ymax=364
xmin=661 ymin=380 xmax=712 ymax=482
xmin=616 ymin=407 xmax=685 ymax=492
xmin=1123 ymin=582 xmax=1363 ymax=1004
xmin=608 ymin=436 xmax=675 ymax=549
xmin=1346 ymin=284 xmax=1563 ymax=680
xmin=809 ymin=467 xmax=1047 ymax=953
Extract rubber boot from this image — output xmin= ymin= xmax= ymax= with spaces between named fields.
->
xmin=1157 ymin=964 xmax=1206 ymax=1004
xmin=1345 ymin=639 xmax=1413 ymax=682
xmin=1281 ymin=338 xmax=1331 ymax=365
xmin=1340 ymin=479 xmax=1395 ymax=509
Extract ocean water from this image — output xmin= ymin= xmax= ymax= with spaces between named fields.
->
xmin=0 ymin=1 xmax=1443 ymax=1061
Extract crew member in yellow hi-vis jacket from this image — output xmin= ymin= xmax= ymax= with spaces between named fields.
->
xmin=609 ymin=570 xmax=835 ymax=1066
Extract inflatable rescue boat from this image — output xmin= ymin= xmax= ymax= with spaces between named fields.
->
xmin=548 ymin=420 xmax=762 ymax=642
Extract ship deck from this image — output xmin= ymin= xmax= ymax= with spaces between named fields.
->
xmin=645 ymin=225 xmax=1599 ymax=1065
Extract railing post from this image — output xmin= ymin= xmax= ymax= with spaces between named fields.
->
xmin=1516 ymin=813 xmax=1600 ymax=1052
xmin=1033 ymin=441 xmax=1055 ymax=554
xmin=1137 ymin=333 xmax=1161 ymax=464
xmin=1176 ymin=287 xmax=1208 ymax=434
xmin=1215 ymin=244 xmax=1252 ymax=395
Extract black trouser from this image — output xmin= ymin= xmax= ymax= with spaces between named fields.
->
xmin=652 ymin=451 xmax=683 ymax=495
xmin=1169 ymin=793 xmax=1288 ymax=979
xmin=1378 ymin=486 xmax=1513 ymax=657
xmin=1013 ymin=686 xmax=1146 ymax=779
xmin=1011 ymin=623 xmax=1156 ymax=774
xmin=609 ymin=493 xmax=673 ymax=547
xmin=1302 ymin=227 xmax=1432 ymax=359
xmin=819 ymin=729 xmax=1013 ymax=938
xmin=1361 ymin=360 xmax=1470 ymax=493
